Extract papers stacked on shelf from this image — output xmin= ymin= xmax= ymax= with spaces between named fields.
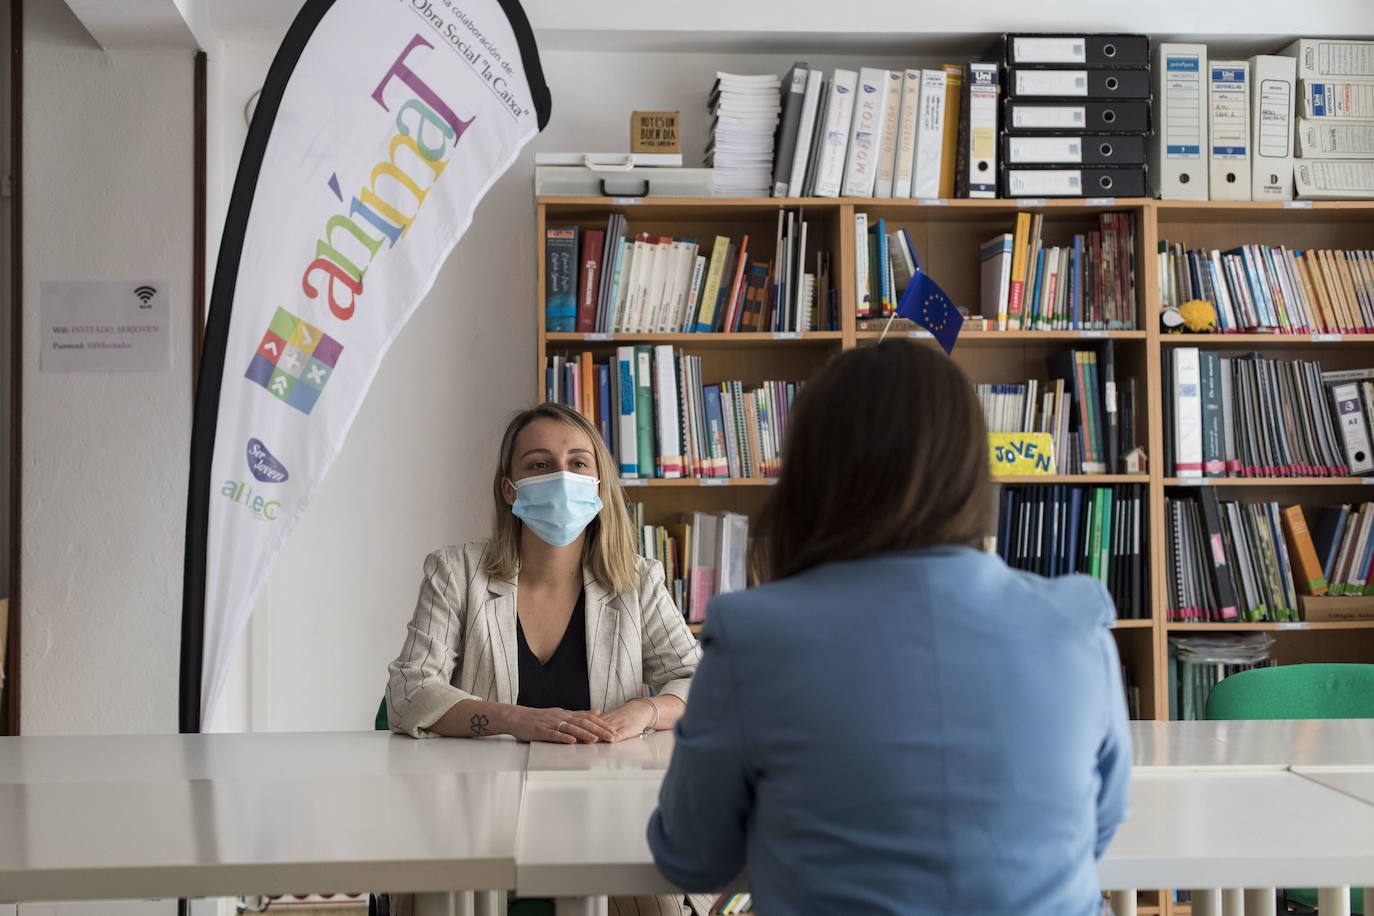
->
xmin=707 ymin=72 xmax=781 ymax=197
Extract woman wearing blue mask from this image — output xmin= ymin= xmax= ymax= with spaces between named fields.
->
xmin=386 ymin=402 xmax=701 ymax=745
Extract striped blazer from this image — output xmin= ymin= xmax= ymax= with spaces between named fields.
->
xmin=387 ymin=540 xmax=701 ymax=738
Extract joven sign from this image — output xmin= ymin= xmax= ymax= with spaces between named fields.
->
xmin=182 ymin=0 xmax=549 ymax=731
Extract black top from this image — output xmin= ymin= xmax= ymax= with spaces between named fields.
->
xmin=516 ymin=590 xmax=591 ymax=711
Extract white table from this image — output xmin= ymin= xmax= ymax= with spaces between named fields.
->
xmin=1130 ymin=719 xmax=1374 ymax=770
xmin=0 ymin=733 xmax=526 ymax=904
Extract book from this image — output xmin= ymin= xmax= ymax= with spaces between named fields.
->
xmin=544 ymin=226 xmax=579 ymax=331
xmin=628 ymin=506 xmax=751 ymax=622
xmin=842 ymin=68 xmax=892 ymax=197
xmin=995 ymin=484 xmax=1147 ymax=618
xmin=911 ymin=68 xmax=949 ymax=199
xmin=575 ymin=230 xmax=605 ymax=333
xmin=892 ymin=69 xmax=922 ymax=198
xmin=772 ymin=63 xmax=810 ymax=197
xmin=1281 ymin=504 xmax=1330 ymax=595
xmin=873 ymin=69 xmax=905 ymax=197
xmin=815 ymin=70 xmax=858 ymax=198
xmin=939 ymin=64 xmax=964 ymax=199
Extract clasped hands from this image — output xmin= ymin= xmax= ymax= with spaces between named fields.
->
xmin=515 ymin=700 xmax=656 ymax=744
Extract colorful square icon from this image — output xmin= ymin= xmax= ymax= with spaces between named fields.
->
xmin=245 ymin=307 xmax=343 ymax=415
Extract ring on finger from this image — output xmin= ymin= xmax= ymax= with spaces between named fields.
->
xmin=556 ymin=720 xmax=567 ymax=733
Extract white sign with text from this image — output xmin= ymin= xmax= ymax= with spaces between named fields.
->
xmin=41 ymin=280 xmax=171 ymax=372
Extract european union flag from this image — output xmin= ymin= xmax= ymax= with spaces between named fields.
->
xmin=896 ymin=258 xmax=963 ymax=355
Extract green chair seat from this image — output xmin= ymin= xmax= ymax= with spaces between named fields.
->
xmin=1206 ymin=663 xmax=1374 ymax=914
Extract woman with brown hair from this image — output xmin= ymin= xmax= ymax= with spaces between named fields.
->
xmin=649 ymin=340 xmax=1131 ymax=916
xmin=386 ymin=401 xmax=699 ymax=743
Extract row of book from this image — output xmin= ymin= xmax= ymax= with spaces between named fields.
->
xmin=1164 ymin=350 xmax=1356 ymax=478
xmin=974 ymin=369 xmax=1139 ymax=477
xmin=1167 ymin=634 xmax=1275 ymax=721
xmin=992 ymin=485 xmax=1147 ymax=619
xmin=706 ymin=894 xmax=754 ymax=915
xmin=1159 ymin=242 xmax=1374 ymax=333
xmin=766 ymin=62 xmax=987 ymax=200
xmin=544 ymin=211 xmax=835 ymax=334
xmin=1165 ymin=491 xmax=1302 ymax=623
xmin=1311 ymin=502 xmax=1374 ymax=597
xmin=545 ymin=346 xmax=799 ymax=480
xmin=979 ymin=211 xmax=1137 ymax=330
xmin=629 ymin=503 xmax=748 ymax=622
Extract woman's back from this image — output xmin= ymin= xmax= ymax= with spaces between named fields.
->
xmin=650 ymin=547 xmax=1129 ymax=916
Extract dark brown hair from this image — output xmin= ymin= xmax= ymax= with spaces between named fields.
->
xmin=755 ymin=340 xmax=993 ymax=581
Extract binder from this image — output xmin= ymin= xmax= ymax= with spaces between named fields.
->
xmin=1328 ymin=381 xmax=1374 ymax=474
xmin=1004 ymin=133 xmax=1145 ymax=165
xmin=1173 ymin=346 xmax=1203 ymax=478
xmin=1150 ymin=43 xmax=1209 ymax=200
xmin=813 ymin=69 xmax=857 ymax=198
xmin=1004 ymin=33 xmax=1150 ymax=68
xmin=1303 ymin=79 xmax=1374 ymax=120
xmin=1209 ymin=61 xmax=1252 ymax=201
xmin=1006 ymin=67 xmax=1151 ymax=99
xmin=1296 ymin=119 xmax=1374 ymax=158
xmin=911 ymin=68 xmax=949 ymax=199
xmin=1249 ymin=55 xmax=1297 ymax=201
xmin=892 ymin=69 xmax=922 ymax=197
xmin=786 ymin=70 xmax=824 ymax=197
xmin=873 ymin=69 xmax=905 ymax=197
xmin=842 ymin=68 xmax=893 ymax=198
xmin=1295 ymin=159 xmax=1374 ymax=200
xmin=939 ymin=65 xmax=964 ymax=198
xmin=1002 ymin=166 xmax=1146 ymax=198
xmin=1198 ymin=488 xmax=1242 ymax=621
xmin=772 ymin=63 xmax=809 ymax=197
xmin=1005 ymin=99 xmax=1148 ymax=133
xmin=958 ymin=62 xmax=999 ymax=198
xmin=1283 ymin=38 xmax=1374 ymax=80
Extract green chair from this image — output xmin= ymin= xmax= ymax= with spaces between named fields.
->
xmin=1207 ymin=663 xmax=1374 ymax=915
xmin=375 ymin=697 xmax=389 ymax=731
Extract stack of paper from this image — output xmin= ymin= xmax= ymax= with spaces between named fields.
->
xmin=707 ymin=72 xmax=781 ymax=197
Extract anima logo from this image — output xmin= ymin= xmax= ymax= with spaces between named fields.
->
xmin=246 ymin=438 xmax=289 ymax=483
xmin=244 ymin=307 xmax=343 ymax=415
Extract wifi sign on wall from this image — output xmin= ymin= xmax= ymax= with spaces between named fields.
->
xmin=38 ymin=279 xmax=172 ymax=372
xmin=134 ymin=285 xmax=158 ymax=307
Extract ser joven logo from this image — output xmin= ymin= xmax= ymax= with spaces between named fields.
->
xmin=245 ymin=307 xmax=343 ymax=415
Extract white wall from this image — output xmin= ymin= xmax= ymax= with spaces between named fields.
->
xmin=19 ymin=0 xmax=194 ymax=735
xmin=1 ymin=0 xmax=12 ymax=600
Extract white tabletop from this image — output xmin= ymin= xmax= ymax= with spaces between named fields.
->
xmin=1130 ymin=719 xmax=1374 ymax=770
xmin=0 ymin=733 xmax=526 ymax=903
xmin=526 ymin=731 xmax=675 ymax=780
xmin=1295 ymin=768 xmax=1374 ymax=806
xmin=0 ymin=731 xmax=529 ymax=785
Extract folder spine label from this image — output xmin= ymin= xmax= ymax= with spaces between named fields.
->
xmin=1211 ymin=67 xmax=1249 ymax=157
xmin=1013 ymin=37 xmax=1086 ymax=64
xmin=1164 ymin=55 xmax=1203 ymax=156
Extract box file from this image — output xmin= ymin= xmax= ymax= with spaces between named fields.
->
xmin=1004 ymin=34 xmax=1150 ymax=68
xmin=1329 ymin=381 xmax=1374 ymax=474
xmin=1209 ymin=61 xmax=1252 ymax=201
xmin=1296 ymin=119 xmax=1374 ymax=158
xmin=1006 ymin=67 xmax=1151 ymax=99
xmin=1005 ymin=99 xmax=1149 ymax=133
xmin=1303 ymin=79 xmax=1374 ymax=120
xmin=1002 ymin=166 xmax=1147 ymax=198
xmin=959 ymin=62 xmax=999 ymax=199
xmin=1250 ymin=55 xmax=1296 ymax=201
xmin=1004 ymin=133 xmax=1145 ymax=165
xmin=1149 ymin=43 xmax=1209 ymax=200
xmin=1296 ymin=159 xmax=1374 ymax=199
xmin=1283 ymin=38 xmax=1374 ymax=80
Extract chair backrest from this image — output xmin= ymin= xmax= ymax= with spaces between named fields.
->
xmin=1205 ymin=663 xmax=1374 ymax=720
xmin=375 ymin=697 xmax=389 ymax=731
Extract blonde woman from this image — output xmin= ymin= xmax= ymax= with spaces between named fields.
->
xmin=387 ymin=402 xmax=703 ymax=915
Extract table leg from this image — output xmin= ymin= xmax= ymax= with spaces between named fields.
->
xmin=1107 ymin=890 xmax=1137 ymax=916
xmin=474 ymin=891 xmax=506 ymax=916
xmin=1221 ymin=889 xmax=1243 ymax=916
xmin=554 ymin=897 xmax=608 ymax=916
xmin=1242 ymin=888 xmax=1276 ymax=916
xmin=1190 ymin=889 xmax=1222 ymax=916
xmin=414 ymin=891 xmax=478 ymax=916
xmin=1365 ymin=888 xmax=1374 ymax=915
xmin=1317 ymin=887 xmax=1352 ymax=916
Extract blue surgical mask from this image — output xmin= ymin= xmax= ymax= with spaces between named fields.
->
xmin=511 ymin=471 xmax=603 ymax=547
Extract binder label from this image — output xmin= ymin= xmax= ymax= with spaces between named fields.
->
xmin=772 ymin=331 xmax=802 ymax=340
xmin=583 ymin=332 xmax=613 ymax=341
xmin=1164 ymin=53 xmax=1204 ymax=158
xmin=1211 ymin=67 xmax=1249 ymax=159
xmin=1013 ymin=37 xmax=1086 ymax=64
xmin=1257 ymin=79 xmax=1293 ymax=159
xmin=1010 ymin=136 xmax=1082 ymax=164
xmin=1012 ymin=105 xmax=1085 ymax=129
xmin=988 ymin=432 xmax=1055 ymax=476
xmin=1016 ymin=70 xmax=1088 ymax=97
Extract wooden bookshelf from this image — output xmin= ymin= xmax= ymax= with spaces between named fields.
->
xmin=536 ymin=196 xmax=1374 ymax=734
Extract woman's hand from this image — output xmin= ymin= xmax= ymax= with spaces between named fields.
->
xmin=508 ymin=706 xmax=617 ymax=744
xmin=600 ymin=698 xmax=658 ymax=742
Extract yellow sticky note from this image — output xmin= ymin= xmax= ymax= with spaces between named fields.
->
xmin=988 ymin=432 xmax=1055 ymax=476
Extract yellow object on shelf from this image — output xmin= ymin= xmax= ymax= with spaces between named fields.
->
xmin=988 ymin=432 xmax=1055 ymax=476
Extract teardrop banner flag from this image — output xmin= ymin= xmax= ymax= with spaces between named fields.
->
xmin=180 ymin=0 xmax=550 ymax=732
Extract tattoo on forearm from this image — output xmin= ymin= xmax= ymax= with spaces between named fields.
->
xmin=470 ymin=714 xmax=491 ymax=737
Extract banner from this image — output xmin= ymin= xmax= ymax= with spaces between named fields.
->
xmin=180 ymin=0 xmax=550 ymax=731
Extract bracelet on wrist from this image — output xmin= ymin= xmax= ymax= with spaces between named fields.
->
xmin=631 ymin=696 xmax=660 ymax=731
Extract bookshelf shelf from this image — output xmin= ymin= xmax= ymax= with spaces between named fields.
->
xmin=619 ymin=477 xmax=778 ymax=488
xmin=1163 ymin=478 xmax=1374 ymax=487
xmin=547 ymin=332 xmax=843 ymax=345
xmin=995 ymin=475 xmax=1148 ymax=485
xmin=1113 ymin=619 xmax=1154 ymax=629
xmin=855 ymin=330 xmax=1148 ymax=343
xmin=1166 ymin=621 xmax=1374 ymax=631
xmin=1158 ymin=334 xmax=1374 ymax=347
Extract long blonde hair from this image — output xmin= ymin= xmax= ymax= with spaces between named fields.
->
xmin=485 ymin=403 xmax=639 ymax=594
